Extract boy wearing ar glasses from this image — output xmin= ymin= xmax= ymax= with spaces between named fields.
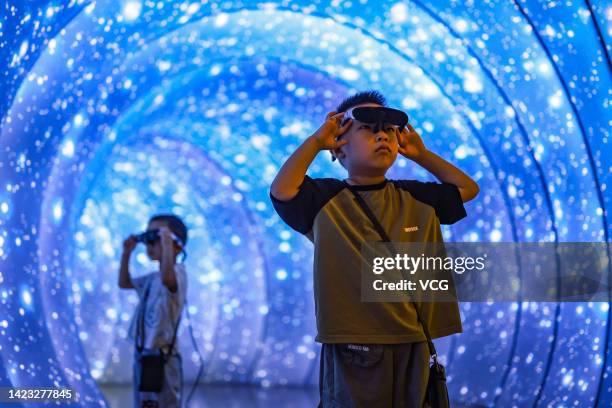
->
xmin=119 ymin=213 xmax=188 ymax=408
xmin=270 ymin=90 xmax=479 ymax=407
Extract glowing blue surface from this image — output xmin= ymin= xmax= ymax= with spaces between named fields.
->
xmin=0 ymin=0 xmax=611 ymax=406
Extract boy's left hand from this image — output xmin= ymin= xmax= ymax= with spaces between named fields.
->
xmin=396 ymin=123 xmax=428 ymax=161
xmin=158 ymin=227 xmax=174 ymax=248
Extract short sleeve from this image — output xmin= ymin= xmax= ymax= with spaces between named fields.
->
xmin=394 ymin=180 xmax=467 ymax=224
xmin=131 ymin=274 xmax=152 ymax=296
xmin=270 ymin=176 xmax=344 ymax=234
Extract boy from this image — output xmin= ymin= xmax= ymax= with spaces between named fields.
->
xmin=270 ymin=90 xmax=479 ymax=407
xmin=119 ymin=214 xmax=188 ymax=408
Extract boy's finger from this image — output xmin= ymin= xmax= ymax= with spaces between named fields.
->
xmin=340 ymin=118 xmax=352 ymax=130
xmin=326 ymin=111 xmax=337 ymax=118
xmin=336 ymin=139 xmax=349 ymax=147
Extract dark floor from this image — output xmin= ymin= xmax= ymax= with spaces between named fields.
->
xmin=100 ymin=384 xmax=482 ymax=407
xmin=100 ymin=384 xmax=320 ymax=408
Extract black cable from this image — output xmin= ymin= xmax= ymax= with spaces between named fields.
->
xmin=183 ymin=297 xmax=204 ymax=407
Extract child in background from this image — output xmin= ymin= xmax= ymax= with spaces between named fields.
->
xmin=119 ymin=214 xmax=188 ymax=408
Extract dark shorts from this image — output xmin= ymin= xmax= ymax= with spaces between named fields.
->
xmin=133 ymin=348 xmax=183 ymax=408
xmin=319 ymin=342 xmax=430 ymax=408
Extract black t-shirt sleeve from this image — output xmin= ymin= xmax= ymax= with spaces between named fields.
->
xmin=393 ymin=180 xmax=467 ymax=224
xmin=270 ymin=176 xmax=344 ymax=234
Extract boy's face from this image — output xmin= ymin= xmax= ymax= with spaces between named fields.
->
xmin=145 ymin=220 xmax=179 ymax=262
xmin=334 ymin=103 xmax=399 ymax=175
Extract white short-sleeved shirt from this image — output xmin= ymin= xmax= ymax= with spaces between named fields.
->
xmin=128 ymin=264 xmax=188 ymax=351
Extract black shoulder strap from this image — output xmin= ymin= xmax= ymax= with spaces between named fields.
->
xmin=345 ymin=183 xmax=439 ymax=360
xmin=136 ymin=280 xmax=152 ymax=352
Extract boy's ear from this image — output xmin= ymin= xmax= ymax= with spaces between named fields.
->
xmin=332 ymin=145 xmax=346 ymax=162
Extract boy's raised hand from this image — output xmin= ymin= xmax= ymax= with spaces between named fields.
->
xmin=122 ymin=235 xmax=137 ymax=254
xmin=158 ymin=226 xmax=175 ymax=248
xmin=397 ymin=123 xmax=428 ymax=161
xmin=312 ymin=111 xmax=352 ymax=151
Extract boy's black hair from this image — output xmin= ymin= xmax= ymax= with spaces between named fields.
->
xmin=149 ymin=214 xmax=188 ymax=246
xmin=336 ymin=90 xmax=387 ymax=113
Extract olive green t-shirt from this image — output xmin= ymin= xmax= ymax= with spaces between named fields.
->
xmin=271 ymin=176 xmax=467 ymax=344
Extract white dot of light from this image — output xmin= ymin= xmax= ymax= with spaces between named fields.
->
xmin=276 ymin=269 xmax=288 ymax=280
xmin=122 ymin=1 xmax=142 ymax=21
xmin=508 ymin=184 xmax=517 ymax=198
xmin=562 ymin=373 xmax=573 ymax=386
xmin=157 ymin=60 xmax=171 ymax=72
xmin=52 ymin=200 xmax=63 ymax=221
xmin=538 ymin=61 xmax=551 ymax=75
xmin=187 ymin=3 xmax=200 ymax=14
xmin=61 ymin=139 xmax=75 ymax=158
xmin=21 ymin=289 xmax=32 ymax=306
xmin=454 ymin=145 xmax=469 ymax=160
xmin=220 ymin=175 xmax=231 ymax=186
xmin=454 ymin=19 xmax=469 ymax=33
xmin=106 ymin=308 xmax=117 ymax=319
xmin=390 ymin=3 xmax=408 ymax=23
xmin=490 ymin=229 xmax=502 ymax=242
xmin=434 ymin=51 xmax=446 ymax=62
xmin=463 ymin=71 xmax=483 ymax=93
xmin=19 ymin=40 xmax=30 ymax=59
xmin=402 ymin=98 xmax=420 ymax=110
xmin=420 ymin=82 xmax=440 ymax=98
xmin=215 ymin=13 xmax=229 ymax=27
xmin=340 ymin=67 xmax=360 ymax=81
xmin=210 ymin=65 xmax=222 ymax=76
xmin=102 ymin=242 xmax=114 ymax=257
xmin=73 ymin=114 xmax=83 ymax=127
xmin=1 ymin=202 xmax=8 ymax=213
xmin=548 ymin=90 xmax=563 ymax=109
xmin=153 ymin=94 xmax=164 ymax=106
xmin=48 ymin=38 xmax=56 ymax=55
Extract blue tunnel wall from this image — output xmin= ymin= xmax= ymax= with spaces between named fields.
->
xmin=0 ymin=0 xmax=611 ymax=406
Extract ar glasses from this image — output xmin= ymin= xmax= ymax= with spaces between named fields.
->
xmin=135 ymin=229 xmax=183 ymax=246
xmin=340 ymin=106 xmax=409 ymax=133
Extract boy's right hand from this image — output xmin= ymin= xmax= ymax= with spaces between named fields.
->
xmin=122 ymin=235 xmax=138 ymax=254
xmin=311 ymin=111 xmax=352 ymax=151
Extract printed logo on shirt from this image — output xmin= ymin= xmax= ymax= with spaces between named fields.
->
xmin=347 ymin=344 xmax=370 ymax=352
xmin=404 ymin=226 xmax=419 ymax=232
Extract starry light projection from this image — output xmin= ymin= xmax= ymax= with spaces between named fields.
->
xmin=0 ymin=0 xmax=611 ymax=407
